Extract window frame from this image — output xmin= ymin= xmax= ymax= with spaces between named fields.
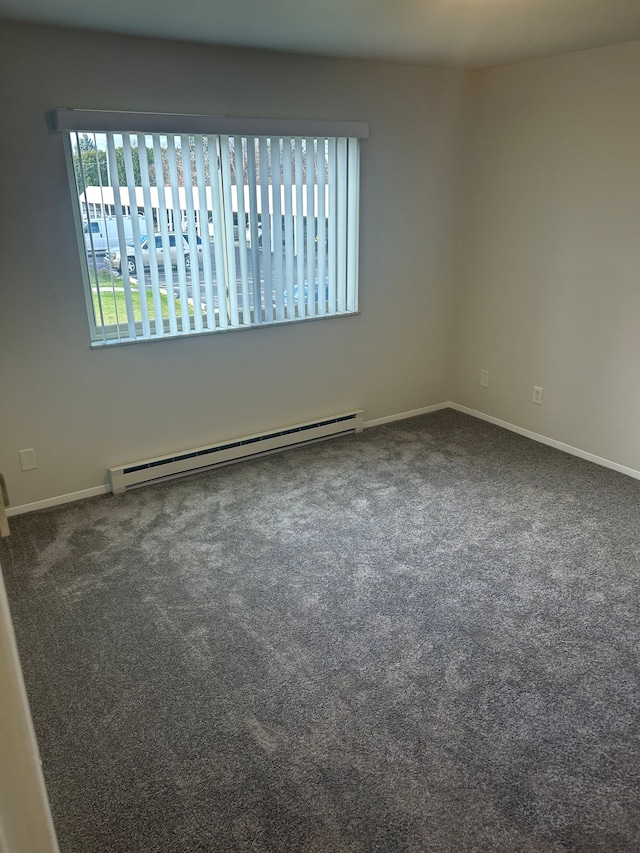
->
xmin=55 ymin=110 xmax=368 ymax=347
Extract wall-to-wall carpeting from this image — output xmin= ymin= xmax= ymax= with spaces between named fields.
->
xmin=1 ymin=410 xmax=639 ymax=852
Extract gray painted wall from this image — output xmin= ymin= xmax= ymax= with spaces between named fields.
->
xmin=0 ymin=22 xmax=467 ymax=508
xmin=452 ymin=41 xmax=640 ymax=472
xmin=2 ymin=23 xmax=639 ymax=510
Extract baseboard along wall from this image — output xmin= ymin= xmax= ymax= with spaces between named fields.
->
xmin=6 ymin=402 xmax=639 ymax=517
xmin=5 ymin=486 xmax=110 ymax=518
xmin=362 ymin=402 xmax=450 ymax=428
xmin=448 ymin=403 xmax=640 ymax=482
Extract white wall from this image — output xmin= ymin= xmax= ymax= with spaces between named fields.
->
xmin=5 ymin=23 xmax=638 ymax=509
xmin=0 ymin=564 xmax=59 ymax=853
xmin=452 ymin=41 xmax=640 ymax=472
xmin=0 ymin=22 xmax=467 ymax=509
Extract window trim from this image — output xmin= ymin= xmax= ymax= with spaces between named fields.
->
xmin=59 ymin=112 xmax=365 ymax=346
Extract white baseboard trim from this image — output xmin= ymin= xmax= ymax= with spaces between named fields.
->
xmin=6 ymin=485 xmax=110 ymax=518
xmin=449 ymin=402 xmax=640 ymax=482
xmin=7 ymin=402 xmax=638 ymax=517
xmin=7 ymin=406 xmax=451 ymax=516
xmin=364 ymin=402 xmax=450 ymax=429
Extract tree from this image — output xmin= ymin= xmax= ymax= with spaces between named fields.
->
xmin=73 ymin=134 xmax=108 ymax=194
xmin=74 ymin=135 xmax=157 ymax=195
xmin=73 ymin=134 xmax=326 ymax=202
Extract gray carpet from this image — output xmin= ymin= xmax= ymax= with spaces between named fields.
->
xmin=1 ymin=409 xmax=639 ymax=852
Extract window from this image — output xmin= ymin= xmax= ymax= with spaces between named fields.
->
xmin=55 ymin=110 xmax=367 ymax=345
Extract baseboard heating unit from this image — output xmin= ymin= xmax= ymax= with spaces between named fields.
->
xmin=108 ymin=411 xmax=364 ymax=495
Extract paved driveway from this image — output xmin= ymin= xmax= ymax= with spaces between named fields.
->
xmin=96 ymin=244 xmax=322 ymax=314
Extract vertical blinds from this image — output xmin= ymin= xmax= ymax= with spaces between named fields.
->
xmin=69 ymin=128 xmax=361 ymax=344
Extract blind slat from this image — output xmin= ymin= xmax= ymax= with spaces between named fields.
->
xmin=246 ymin=138 xmax=263 ymax=324
xmin=294 ymin=139 xmax=305 ymax=317
xmin=137 ymin=133 xmax=165 ymax=337
xmin=327 ymin=138 xmax=337 ymax=315
xmin=193 ymin=137 xmax=216 ymax=329
xmin=258 ymin=137 xmax=273 ymax=322
xmin=76 ymin=134 xmax=108 ymax=343
xmin=336 ymin=137 xmax=348 ymax=314
xmin=219 ymin=136 xmax=240 ymax=327
xmin=122 ymin=134 xmax=151 ymax=338
xmin=281 ymin=137 xmax=295 ymax=320
xmin=106 ymin=133 xmax=137 ymax=340
xmin=317 ymin=138 xmax=327 ymax=317
xmin=208 ymin=135 xmax=229 ymax=329
xmin=305 ymin=138 xmax=316 ymax=317
xmin=181 ymin=135 xmax=203 ymax=333
xmin=271 ymin=138 xmax=285 ymax=322
xmin=347 ymin=138 xmax=359 ymax=313
xmin=151 ymin=136 xmax=178 ymax=335
xmin=233 ymin=137 xmax=251 ymax=326
xmin=166 ymin=136 xmax=192 ymax=334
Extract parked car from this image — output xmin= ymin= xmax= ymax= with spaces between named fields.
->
xmin=283 ymin=277 xmax=330 ymax=306
xmin=83 ymin=215 xmax=147 ymax=254
xmin=245 ymin=216 xmax=327 ymax=253
xmin=208 ymin=212 xmax=251 ymax=246
xmin=106 ymin=234 xmax=203 ymax=275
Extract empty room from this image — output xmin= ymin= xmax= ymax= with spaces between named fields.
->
xmin=0 ymin=1 xmax=639 ymax=851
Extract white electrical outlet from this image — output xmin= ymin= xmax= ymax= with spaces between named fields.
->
xmin=532 ymin=386 xmax=543 ymax=405
xmin=19 ymin=448 xmax=37 ymax=471
xmin=480 ymin=370 xmax=489 ymax=387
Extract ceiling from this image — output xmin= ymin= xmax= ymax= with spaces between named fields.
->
xmin=1 ymin=0 xmax=640 ymax=69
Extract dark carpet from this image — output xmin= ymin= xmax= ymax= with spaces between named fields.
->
xmin=2 ymin=409 xmax=639 ymax=852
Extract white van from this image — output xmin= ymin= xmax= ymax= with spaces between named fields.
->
xmin=83 ymin=216 xmax=147 ymax=254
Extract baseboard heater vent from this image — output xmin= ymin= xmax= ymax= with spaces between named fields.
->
xmin=108 ymin=411 xmax=363 ymax=495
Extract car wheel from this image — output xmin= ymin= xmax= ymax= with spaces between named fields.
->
xmin=127 ymin=258 xmax=136 ymax=275
xmin=185 ymin=256 xmax=191 ymax=271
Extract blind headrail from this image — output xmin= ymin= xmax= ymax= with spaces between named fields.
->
xmin=50 ymin=109 xmax=369 ymax=139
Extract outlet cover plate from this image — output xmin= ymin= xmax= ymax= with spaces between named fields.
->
xmin=19 ymin=449 xmax=37 ymax=471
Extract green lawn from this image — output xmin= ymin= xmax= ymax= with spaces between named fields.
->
xmin=91 ymin=271 xmax=193 ymax=325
